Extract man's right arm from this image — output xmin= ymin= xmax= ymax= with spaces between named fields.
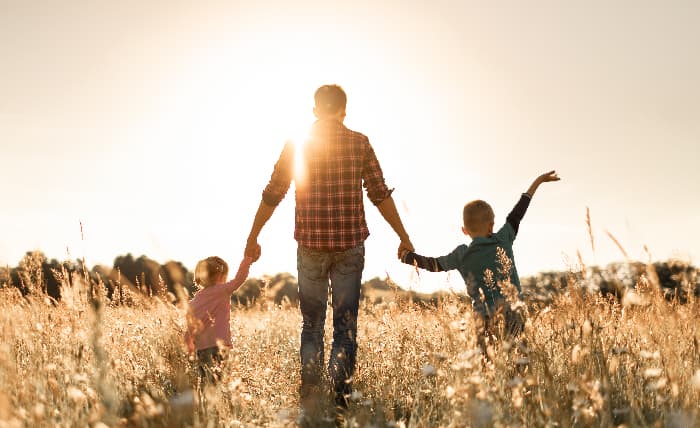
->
xmin=244 ymin=201 xmax=274 ymax=259
xmin=245 ymin=142 xmax=294 ymax=259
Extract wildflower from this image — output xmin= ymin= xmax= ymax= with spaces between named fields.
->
xmin=421 ymin=364 xmax=437 ymax=377
xmin=276 ymin=409 xmax=291 ymax=422
xmin=646 ymin=378 xmax=667 ymax=391
xmin=451 ymin=361 xmax=473 ymax=371
xmin=350 ymin=391 xmax=363 ymax=402
xmin=612 ymin=407 xmax=630 ymax=417
xmin=467 ymin=375 xmax=483 ymax=385
xmin=169 ymin=390 xmax=194 ymax=411
xmin=32 ymin=403 xmax=44 ymax=420
xmin=67 ymin=387 xmax=86 ymax=404
xmin=468 ymin=399 xmax=494 ymax=427
xmin=572 ymin=344 xmax=583 ymax=364
xmin=691 ymin=370 xmax=700 ymax=391
xmin=508 ymin=377 xmax=524 ymax=388
xmin=73 ymin=373 xmax=89 ymax=383
xmin=621 ymin=290 xmax=646 ymax=307
xmin=515 ymin=357 xmax=530 ymax=366
xmin=511 ymin=387 xmax=523 ymax=409
xmin=227 ymin=378 xmax=243 ymax=392
xmin=582 ymin=320 xmax=592 ymax=338
xmin=640 ymin=350 xmax=660 ymax=360
xmin=643 ymin=368 xmax=662 ymax=378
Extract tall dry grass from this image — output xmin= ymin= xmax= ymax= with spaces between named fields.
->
xmin=0 ymin=258 xmax=699 ymax=427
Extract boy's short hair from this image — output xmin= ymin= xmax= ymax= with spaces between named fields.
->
xmin=463 ymin=200 xmax=495 ymax=231
xmin=314 ymin=84 xmax=347 ymax=114
xmin=194 ymin=256 xmax=229 ymax=288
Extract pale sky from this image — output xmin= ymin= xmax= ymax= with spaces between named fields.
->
xmin=1 ymin=1 xmax=699 ymax=292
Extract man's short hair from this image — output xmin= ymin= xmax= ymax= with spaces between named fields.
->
xmin=463 ymin=200 xmax=495 ymax=231
xmin=314 ymin=84 xmax=347 ymax=114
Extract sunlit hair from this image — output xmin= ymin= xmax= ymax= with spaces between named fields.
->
xmin=314 ymin=84 xmax=347 ymax=115
xmin=194 ymin=256 xmax=229 ymax=288
xmin=463 ymin=200 xmax=495 ymax=232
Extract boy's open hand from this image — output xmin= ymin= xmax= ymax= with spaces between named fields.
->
xmin=527 ymin=170 xmax=560 ymax=197
xmin=536 ymin=170 xmax=560 ymax=183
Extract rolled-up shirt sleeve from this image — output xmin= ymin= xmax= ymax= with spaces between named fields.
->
xmin=361 ymin=139 xmax=393 ymax=205
xmin=262 ymin=141 xmax=294 ymax=207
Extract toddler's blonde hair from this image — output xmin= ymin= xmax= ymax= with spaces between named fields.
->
xmin=194 ymin=256 xmax=229 ymax=288
xmin=463 ymin=200 xmax=495 ymax=232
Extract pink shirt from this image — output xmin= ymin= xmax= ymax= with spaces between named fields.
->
xmin=185 ymin=257 xmax=253 ymax=352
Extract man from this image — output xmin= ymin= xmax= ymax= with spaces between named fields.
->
xmin=244 ymin=84 xmax=413 ymax=408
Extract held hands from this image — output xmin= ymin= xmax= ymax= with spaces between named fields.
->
xmin=398 ymin=239 xmax=414 ymax=261
xmin=244 ymin=238 xmax=262 ymax=263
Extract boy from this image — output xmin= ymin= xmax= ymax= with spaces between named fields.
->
xmin=400 ymin=171 xmax=560 ymax=349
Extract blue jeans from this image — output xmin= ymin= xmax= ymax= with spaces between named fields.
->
xmin=297 ymin=244 xmax=364 ymax=399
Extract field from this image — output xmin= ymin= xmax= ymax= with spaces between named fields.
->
xmin=1 ymin=264 xmax=699 ymax=428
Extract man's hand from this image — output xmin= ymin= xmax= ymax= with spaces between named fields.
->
xmin=398 ymin=239 xmax=414 ymax=260
xmin=244 ymin=239 xmax=261 ymax=262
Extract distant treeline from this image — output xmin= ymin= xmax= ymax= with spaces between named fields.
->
xmin=0 ymin=251 xmax=698 ymax=306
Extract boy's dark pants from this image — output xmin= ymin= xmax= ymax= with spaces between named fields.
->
xmin=297 ymin=244 xmax=364 ymax=405
xmin=475 ymin=303 xmax=525 ymax=355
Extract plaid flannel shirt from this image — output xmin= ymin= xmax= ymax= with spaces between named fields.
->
xmin=262 ymin=119 xmax=393 ymax=251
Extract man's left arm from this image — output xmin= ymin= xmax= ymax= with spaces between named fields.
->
xmin=376 ymin=196 xmax=414 ymax=257
xmin=362 ymin=140 xmax=414 ymax=256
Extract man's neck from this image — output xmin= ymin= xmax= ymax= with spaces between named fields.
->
xmin=317 ymin=117 xmax=342 ymax=123
xmin=315 ymin=110 xmax=346 ymax=123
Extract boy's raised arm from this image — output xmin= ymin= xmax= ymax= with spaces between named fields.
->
xmin=507 ymin=170 xmax=560 ymax=235
xmin=526 ymin=170 xmax=560 ymax=197
xmin=506 ymin=194 xmax=531 ymax=235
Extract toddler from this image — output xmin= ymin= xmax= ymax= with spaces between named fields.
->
xmin=185 ymin=255 xmax=253 ymax=382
